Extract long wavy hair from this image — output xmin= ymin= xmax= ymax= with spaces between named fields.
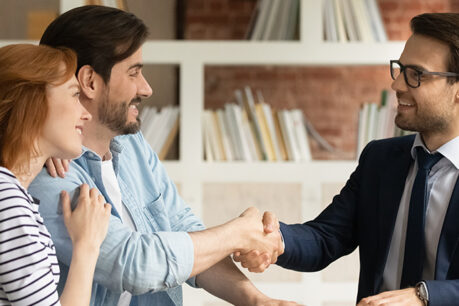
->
xmin=0 ymin=44 xmax=77 ymax=173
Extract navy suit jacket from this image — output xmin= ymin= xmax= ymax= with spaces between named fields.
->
xmin=277 ymin=135 xmax=459 ymax=305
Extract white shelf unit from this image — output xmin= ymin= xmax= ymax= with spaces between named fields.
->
xmin=0 ymin=0 xmax=407 ymax=305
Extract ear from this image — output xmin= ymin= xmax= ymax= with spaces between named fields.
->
xmin=77 ymin=65 xmax=100 ymax=99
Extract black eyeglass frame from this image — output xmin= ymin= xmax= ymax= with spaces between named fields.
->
xmin=390 ymin=59 xmax=459 ymax=88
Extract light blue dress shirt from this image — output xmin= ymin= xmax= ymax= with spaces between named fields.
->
xmin=29 ymin=132 xmax=206 ymax=306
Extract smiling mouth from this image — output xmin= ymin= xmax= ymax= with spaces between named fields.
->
xmin=76 ymin=126 xmax=83 ymax=135
xmin=399 ymin=102 xmax=414 ymax=106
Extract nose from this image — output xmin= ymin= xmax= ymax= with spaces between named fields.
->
xmin=137 ymin=73 xmax=153 ymax=98
xmin=79 ymin=100 xmax=92 ymax=121
xmin=391 ymin=70 xmax=408 ymax=93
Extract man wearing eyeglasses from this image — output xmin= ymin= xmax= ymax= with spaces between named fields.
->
xmin=234 ymin=13 xmax=459 ymax=306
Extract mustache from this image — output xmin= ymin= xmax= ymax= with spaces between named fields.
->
xmin=396 ymin=91 xmax=409 ymax=101
xmin=129 ymin=97 xmax=142 ymax=105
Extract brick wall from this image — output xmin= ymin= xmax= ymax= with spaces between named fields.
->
xmin=186 ymin=0 xmax=458 ymax=159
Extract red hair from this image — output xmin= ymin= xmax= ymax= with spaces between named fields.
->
xmin=0 ymin=44 xmax=77 ymax=173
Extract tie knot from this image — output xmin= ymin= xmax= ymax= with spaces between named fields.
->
xmin=416 ymin=147 xmax=442 ymax=171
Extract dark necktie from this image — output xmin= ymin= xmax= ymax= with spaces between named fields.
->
xmin=400 ymin=147 xmax=442 ymax=288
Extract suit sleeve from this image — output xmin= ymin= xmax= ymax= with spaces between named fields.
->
xmin=426 ymin=279 xmax=459 ymax=305
xmin=276 ymin=141 xmax=375 ymax=271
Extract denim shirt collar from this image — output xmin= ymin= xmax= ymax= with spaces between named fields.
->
xmin=80 ymin=138 xmax=125 ymax=175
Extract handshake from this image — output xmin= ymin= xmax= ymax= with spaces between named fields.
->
xmin=230 ymin=207 xmax=283 ymax=273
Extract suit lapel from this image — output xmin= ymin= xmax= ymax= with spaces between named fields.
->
xmin=435 ymin=177 xmax=459 ymax=280
xmin=374 ymin=137 xmax=414 ymax=292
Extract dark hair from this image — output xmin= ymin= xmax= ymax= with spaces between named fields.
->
xmin=40 ymin=5 xmax=149 ymax=83
xmin=411 ymin=13 xmax=459 ymax=83
xmin=0 ymin=44 xmax=76 ymax=173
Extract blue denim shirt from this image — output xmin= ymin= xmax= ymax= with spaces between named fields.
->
xmin=28 ymin=132 xmax=205 ymax=306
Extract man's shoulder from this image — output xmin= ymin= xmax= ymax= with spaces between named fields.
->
xmin=365 ymin=134 xmax=415 ymax=155
xmin=29 ymin=162 xmax=91 ymax=192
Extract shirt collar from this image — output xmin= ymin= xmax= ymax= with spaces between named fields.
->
xmin=411 ymin=133 xmax=459 ymax=170
xmin=80 ymin=137 xmax=125 ymax=161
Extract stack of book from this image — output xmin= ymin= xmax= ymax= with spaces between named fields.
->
xmin=323 ymin=0 xmax=387 ymax=42
xmin=246 ymin=0 xmax=300 ymax=40
xmin=357 ymin=90 xmax=409 ymax=155
xmin=203 ymin=87 xmax=311 ymax=162
xmin=140 ymin=106 xmax=179 ymax=160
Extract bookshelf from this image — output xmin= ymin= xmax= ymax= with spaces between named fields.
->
xmin=0 ymin=0 xmax=418 ymax=305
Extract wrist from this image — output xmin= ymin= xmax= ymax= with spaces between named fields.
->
xmin=229 ymin=217 xmax=250 ymax=253
xmin=415 ymin=281 xmax=429 ymax=306
xmin=73 ymin=241 xmax=100 ymax=258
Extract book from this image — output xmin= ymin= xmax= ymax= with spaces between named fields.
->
xmin=255 ymin=103 xmax=276 ymax=160
xmin=238 ymin=87 xmax=268 ymax=160
xmin=333 ymin=0 xmax=348 ymax=42
xmin=365 ymin=0 xmax=387 ymax=42
xmin=350 ymin=0 xmax=373 ymax=42
xmin=291 ymin=109 xmax=312 ymax=161
xmin=284 ymin=0 xmax=300 ymax=40
xmin=261 ymin=102 xmax=283 ymax=161
xmin=212 ymin=111 xmax=227 ymax=161
xmin=278 ymin=110 xmax=301 ymax=161
xmin=341 ymin=0 xmax=359 ymax=41
xmin=263 ymin=0 xmax=283 ymax=40
xmin=216 ymin=109 xmax=235 ymax=161
xmin=224 ymin=104 xmax=243 ymax=160
xmin=158 ymin=115 xmax=179 ymax=160
xmin=250 ymin=0 xmax=273 ymax=40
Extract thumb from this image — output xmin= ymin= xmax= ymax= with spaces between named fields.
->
xmin=262 ymin=211 xmax=277 ymax=233
xmin=60 ymin=191 xmax=71 ymax=219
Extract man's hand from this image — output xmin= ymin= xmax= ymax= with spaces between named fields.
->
xmin=236 ymin=208 xmax=283 ymax=260
xmin=233 ymin=211 xmax=282 ymax=272
xmin=45 ymin=157 xmax=71 ymax=178
xmin=357 ymin=288 xmax=423 ymax=306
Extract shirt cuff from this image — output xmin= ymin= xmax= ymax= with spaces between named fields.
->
xmin=155 ymin=231 xmax=195 ymax=288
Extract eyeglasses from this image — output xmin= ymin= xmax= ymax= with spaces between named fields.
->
xmin=390 ymin=60 xmax=459 ymax=88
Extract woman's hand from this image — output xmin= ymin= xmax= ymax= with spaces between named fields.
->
xmin=61 ymin=184 xmax=111 ymax=253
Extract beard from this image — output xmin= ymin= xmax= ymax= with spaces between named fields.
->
xmin=98 ymin=91 xmax=141 ymax=135
xmin=394 ymin=93 xmax=451 ymax=134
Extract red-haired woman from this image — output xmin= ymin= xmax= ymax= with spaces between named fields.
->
xmin=0 ymin=44 xmax=111 ymax=305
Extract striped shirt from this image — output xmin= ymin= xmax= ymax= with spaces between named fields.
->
xmin=0 ymin=167 xmax=60 ymax=305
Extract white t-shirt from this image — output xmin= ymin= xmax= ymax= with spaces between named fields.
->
xmin=101 ymin=157 xmax=136 ymax=306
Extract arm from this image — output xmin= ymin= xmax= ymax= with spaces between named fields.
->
xmin=188 ymin=207 xmax=281 ymax=277
xmin=235 ymin=141 xmax=379 ymax=273
xmin=196 ymin=257 xmax=299 ymax=306
xmin=0 ymin=183 xmax=60 ymax=305
xmin=59 ymin=185 xmax=111 ymax=306
xmin=29 ymin=166 xmax=282 ymax=295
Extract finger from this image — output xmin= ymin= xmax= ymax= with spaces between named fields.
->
xmin=240 ymin=251 xmax=268 ymax=269
xmin=79 ymin=184 xmax=89 ymax=200
xmin=89 ymin=187 xmax=99 ymax=199
xmin=62 ymin=159 xmax=70 ymax=172
xmin=45 ymin=158 xmax=57 ymax=178
xmin=234 ymin=250 xmax=259 ymax=262
xmin=104 ymin=203 xmax=112 ymax=214
xmin=248 ymin=260 xmax=270 ymax=273
xmin=61 ymin=191 xmax=71 ymax=219
xmin=271 ymin=250 xmax=278 ymax=264
xmin=53 ymin=157 xmax=66 ymax=178
xmin=262 ymin=211 xmax=278 ymax=233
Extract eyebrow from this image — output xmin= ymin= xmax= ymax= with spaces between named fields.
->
xmin=399 ymin=60 xmax=428 ymax=71
xmin=128 ymin=63 xmax=143 ymax=71
xmin=68 ymin=83 xmax=80 ymax=89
